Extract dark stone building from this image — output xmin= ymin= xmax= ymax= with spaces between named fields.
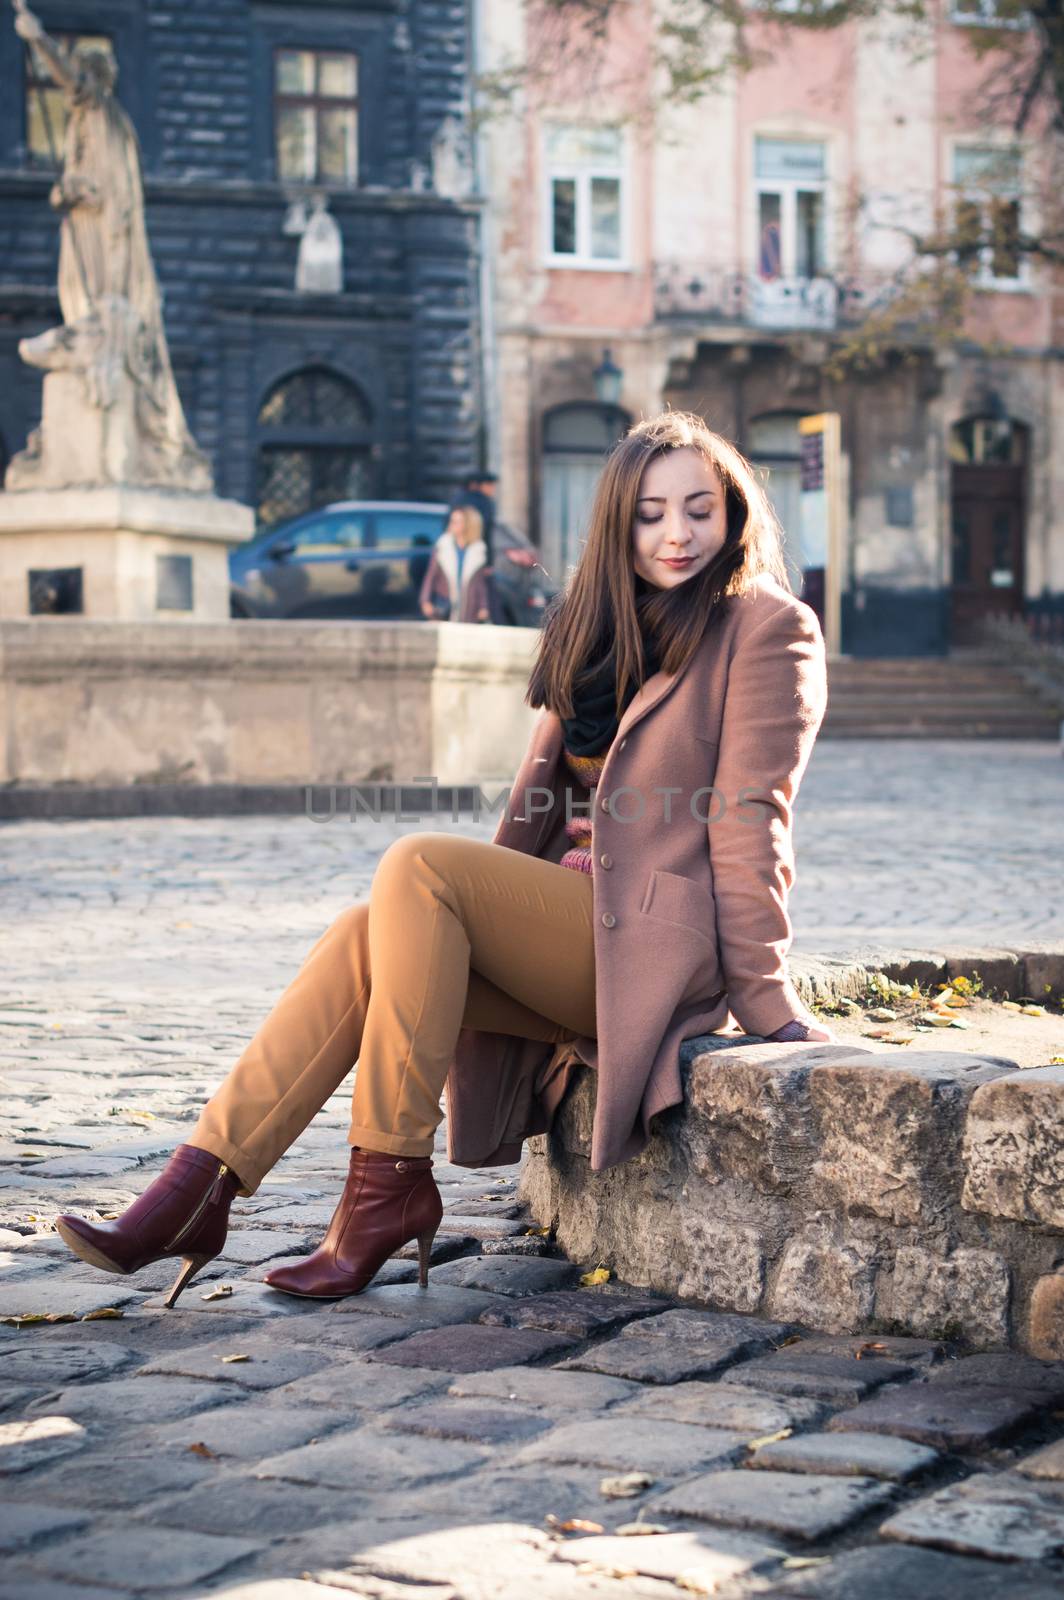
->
xmin=0 ymin=0 xmax=483 ymax=520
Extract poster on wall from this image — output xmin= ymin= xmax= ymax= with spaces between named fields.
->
xmin=798 ymin=412 xmax=843 ymax=656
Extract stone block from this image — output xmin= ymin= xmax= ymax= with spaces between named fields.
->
xmin=751 ymin=1429 xmax=939 ymax=1481
xmin=769 ymin=1239 xmax=877 ymax=1331
xmin=0 ymin=1503 xmax=89 ymax=1554
xmin=729 ymin=1352 xmax=912 ymax=1404
xmin=928 ymin=1352 xmax=1064 ymax=1401
xmin=365 ymin=1323 xmax=576 ymax=1372
xmin=29 ymin=1524 xmax=256 ymax=1592
xmin=828 ymin=1386 xmax=1041 ymax=1450
xmin=480 ymin=1236 xmax=549 ymax=1257
xmin=436 ymin=1214 xmax=527 ymax=1240
xmin=963 ymin=1067 xmax=1064 ymax=1227
xmin=144 ymin=1402 xmax=343 ymax=1462
xmin=272 ymin=1363 xmax=450 ymax=1411
xmin=380 ymin=1398 xmax=550 ymax=1444
xmin=1018 ymin=1438 xmax=1064 ymax=1480
xmin=808 ymin=1053 xmax=1012 ymax=1224
xmin=1021 ymin=949 xmax=1064 ymax=1001
xmin=649 ymin=1468 xmax=893 ymax=1540
xmin=552 ymin=1529 xmax=785 ymax=1591
xmin=328 ymin=1283 xmax=506 ymax=1325
xmin=890 ymin=1245 xmax=1010 ymax=1346
xmin=0 ymin=1416 xmax=87 ymax=1475
xmin=0 ymin=1340 xmax=134 ymax=1387
xmin=683 ymin=1045 xmax=857 ymax=1194
xmin=760 ymin=1542 xmax=1064 ymax=1600
xmin=0 ymin=1280 xmax=145 ymax=1319
xmin=776 ymin=1334 xmax=946 ymax=1368
xmin=444 ymin=1365 xmax=639 ymax=1410
xmin=254 ymin=1424 xmax=488 ymax=1489
xmin=558 ymin=1332 xmax=753 ymax=1385
xmin=26 ymin=1376 xmax=248 ymax=1425
xmin=137 ymin=1335 xmax=333 ymax=1391
xmin=675 ymin=1216 xmax=766 ymax=1312
xmin=478 ymin=1288 xmax=664 ymax=1338
xmin=517 ymin=1417 xmax=748 ymax=1475
xmin=425 ymin=1255 xmax=580 ymax=1297
xmin=218 ymin=1228 xmax=317 ymax=1265
xmin=129 ymin=1477 xmax=366 ymax=1538
xmin=621 ymin=1309 xmax=795 ymax=1345
xmin=614 ymin=1381 xmax=825 ymax=1433
xmin=1028 ymin=1275 xmax=1064 ymax=1359
xmin=880 ymin=1471 xmax=1064 ymax=1561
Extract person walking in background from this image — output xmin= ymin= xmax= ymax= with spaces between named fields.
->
xmin=462 ymin=471 xmax=497 ymax=565
xmin=419 ymin=503 xmax=493 ymax=622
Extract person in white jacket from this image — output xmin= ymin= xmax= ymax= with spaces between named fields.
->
xmin=418 ymin=504 xmax=494 ymax=622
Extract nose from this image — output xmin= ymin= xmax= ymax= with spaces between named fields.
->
xmin=660 ymin=508 xmax=694 ymax=548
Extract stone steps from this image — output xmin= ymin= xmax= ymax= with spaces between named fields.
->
xmin=823 ymin=656 xmax=1063 ymax=740
xmin=520 ymin=1044 xmax=1064 ymax=1355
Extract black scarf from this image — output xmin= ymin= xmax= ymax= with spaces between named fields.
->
xmin=561 ymin=589 xmax=665 ymax=757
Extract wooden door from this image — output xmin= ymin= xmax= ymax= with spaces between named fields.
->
xmin=950 ymin=463 xmax=1024 ymax=646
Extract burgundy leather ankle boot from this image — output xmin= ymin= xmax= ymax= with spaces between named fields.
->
xmin=54 ymin=1144 xmax=241 ymax=1307
xmin=263 ymin=1147 xmax=442 ymax=1300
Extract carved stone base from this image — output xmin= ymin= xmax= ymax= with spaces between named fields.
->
xmin=0 ymin=487 xmax=253 ymax=621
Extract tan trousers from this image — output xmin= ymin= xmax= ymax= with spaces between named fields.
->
xmin=192 ymin=831 xmax=597 ymax=1193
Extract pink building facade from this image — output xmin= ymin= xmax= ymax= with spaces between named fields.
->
xmin=480 ymin=0 xmax=1064 ymax=655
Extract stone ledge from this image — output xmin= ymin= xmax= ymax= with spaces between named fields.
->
xmin=519 ymin=1040 xmax=1064 ymax=1354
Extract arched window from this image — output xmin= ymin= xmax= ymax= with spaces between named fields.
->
xmin=540 ymin=401 xmax=629 ymax=580
xmin=256 ymin=367 xmax=374 ymax=525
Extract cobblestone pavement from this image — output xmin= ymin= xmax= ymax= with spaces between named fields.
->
xmin=2 ymin=739 xmax=1064 ymax=1597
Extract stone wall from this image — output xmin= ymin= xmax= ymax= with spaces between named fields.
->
xmin=0 ymin=619 xmax=538 ymax=788
xmin=520 ymin=1038 xmax=1064 ymax=1355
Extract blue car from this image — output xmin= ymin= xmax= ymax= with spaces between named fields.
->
xmin=229 ymin=500 xmax=557 ymax=626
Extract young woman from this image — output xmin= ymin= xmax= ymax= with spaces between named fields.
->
xmin=419 ymin=503 xmax=494 ymax=623
xmin=55 ymin=411 xmax=834 ymax=1307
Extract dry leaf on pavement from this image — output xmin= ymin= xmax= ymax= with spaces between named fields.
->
xmin=600 ymin=1472 xmax=655 ymax=1498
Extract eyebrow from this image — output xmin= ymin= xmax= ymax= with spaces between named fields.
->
xmin=636 ymin=489 xmax=717 ymax=504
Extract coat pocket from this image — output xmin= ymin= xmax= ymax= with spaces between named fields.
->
xmin=640 ymin=868 xmax=718 ymax=944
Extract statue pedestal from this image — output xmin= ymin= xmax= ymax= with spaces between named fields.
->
xmin=0 ymin=488 xmax=254 ymax=620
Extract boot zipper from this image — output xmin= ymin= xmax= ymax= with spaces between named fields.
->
xmin=168 ymin=1163 xmax=228 ymax=1249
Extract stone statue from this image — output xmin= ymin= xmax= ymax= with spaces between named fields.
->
xmin=431 ymin=114 xmax=474 ymax=201
xmin=7 ymin=1 xmax=212 ymax=492
xmin=292 ymin=192 xmax=343 ymax=295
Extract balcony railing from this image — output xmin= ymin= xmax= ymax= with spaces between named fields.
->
xmin=653 ymin=264 xmax=892 ymax=332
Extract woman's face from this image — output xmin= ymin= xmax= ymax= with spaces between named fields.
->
xmin=447 ymin=508 xmax=466 ymax=542
xmin=632 ymin=447 xmax=730 ymax=589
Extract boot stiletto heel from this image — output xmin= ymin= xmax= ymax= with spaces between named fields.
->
xmin=417 ymin=1229 xmax=438 ymax=1288
xmin=165 ymin=1253 xmax=213 ymax=1309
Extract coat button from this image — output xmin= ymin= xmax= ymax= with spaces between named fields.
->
xmin=601 ymin=912 xmax=616 ymax=928
xmin=599 ymin=853 xmax=613 ymax=869
xmin=600 ymin=796 xmax=609 ymax=812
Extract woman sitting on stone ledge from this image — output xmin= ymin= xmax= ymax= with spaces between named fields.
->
xmin=54 ymin=409 xmax=836 ymax=1306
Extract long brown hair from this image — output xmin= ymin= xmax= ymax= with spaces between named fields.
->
xmin=527 ymin=410 xmax=791 ymax=719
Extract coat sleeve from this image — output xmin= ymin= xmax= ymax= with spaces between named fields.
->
xmin=418 ymin=550 xmax=442 ymax=610
xmin=707 ymin=599 xmax=828 ymax=1038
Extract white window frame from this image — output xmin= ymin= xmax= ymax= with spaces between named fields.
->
xmin=949 ymin=139 xmax=1031 ymax=293
xmin=542 ymin=124 xmax=630 ymax=271
xmin=753 ymin=136 xmax=831 ymax=281
xmin=949 ymin=0 xmax=1028 ymax=29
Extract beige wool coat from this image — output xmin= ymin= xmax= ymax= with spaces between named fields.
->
xmin=444 ymin=571 xmax=829 ymax=1172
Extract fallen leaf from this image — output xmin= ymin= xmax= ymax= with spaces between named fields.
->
xmin=82 ymin=1308 xmax=124 ymax=1321
xmin=575 ymin=1564 xmax=636 ymax=1581
xmin=525 ymin=1227 xmax=551 ymax=1238
xmin=1050 ymin=1056 xmax=1064 ymax=1065
xmin=1002 ymin=1000 xmax=1023 ymax=1012
xmin=855 ymin=1341 xmax=888 ymax=1358
xmin=220 ymin=1353 xmax=250 ymax=1363
xmin=747 ymin=1427 xmax=792 ymax=1450
xmin=1021 ymin=1005 xmax=1048 ymax=1017
xmin=616 ymin=1522 xmax=671 ymax=1537
xmin=544 ymin=1516 xmax=604 ymax=1534
xmin=865 ymin=1007 xmax=897 ymax=1021
xmin=580 ymin=1266 xmax=611 ymax=1288
xmin=16 ymin=1151 xmax=46 ymax=1160
xmin=600 ymin=1472 xmax=654 ymax=1499
xmin=200 ymin=1284 xmax=233 ymax=1301
xmin=919 ymin=1012 xmax=956 ymax=1027
xmin=187 ymin=1441 xmax=219 ymax=1458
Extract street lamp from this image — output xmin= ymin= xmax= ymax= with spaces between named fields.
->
xmin=592 ymin=347 xmax=623 ymax=407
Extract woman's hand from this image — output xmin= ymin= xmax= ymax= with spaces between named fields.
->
xmin=420 ymin=601 xmax=436 ymax=619
xmin=476 ymin=608 xmax=490 ymax=622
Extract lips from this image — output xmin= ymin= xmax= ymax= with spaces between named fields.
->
xmin=660 ymin=557 xmax=695 ymax=568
